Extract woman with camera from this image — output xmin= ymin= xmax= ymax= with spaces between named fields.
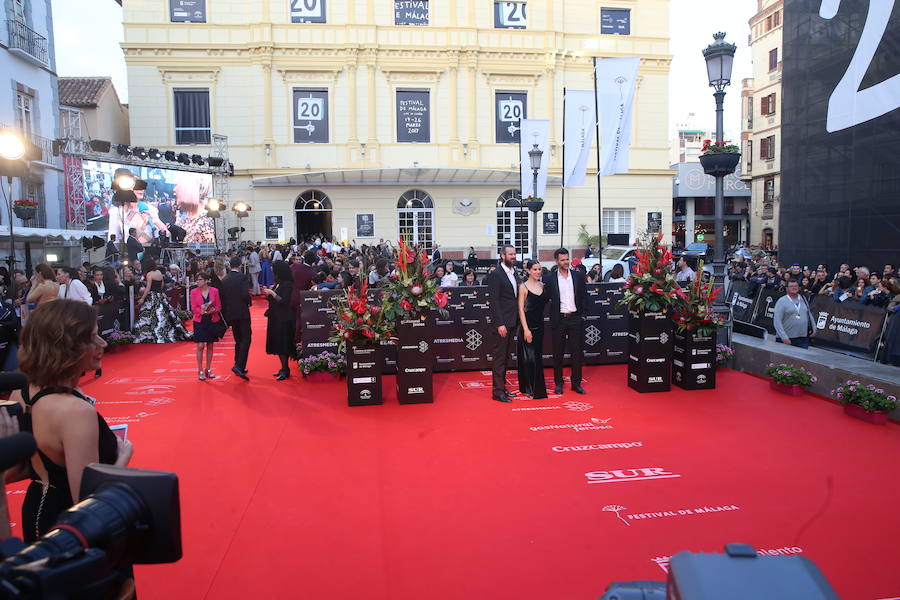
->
xmin=10 ymin=299 xmax=133 ymax=542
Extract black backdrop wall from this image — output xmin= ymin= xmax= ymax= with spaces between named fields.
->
xmin=781 ymin=0 xmax=900 ymax=270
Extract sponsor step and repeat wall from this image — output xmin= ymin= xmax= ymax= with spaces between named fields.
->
xmin=300 ymin=284 xmax=630 ymax=371
xmin=728 ymin=281 xmax=887 ymax=358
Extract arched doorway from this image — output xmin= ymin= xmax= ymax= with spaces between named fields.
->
xmin=397 ymin=189 xmax=434 ymax=253
xmin=495 ymin=189 xmax=531 ymax=259
xmin=295 ymin=190 xmax=333 ymax=242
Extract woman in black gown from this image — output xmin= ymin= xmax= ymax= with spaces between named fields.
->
xmin=517 ymin=260 xmax=549 ymax=399
xmin=264 ymin=260 xmax=295 ymax=380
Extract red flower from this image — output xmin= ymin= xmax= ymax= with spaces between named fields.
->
xmin=434 ymin=291 xmax=448 ymax=308
xmin=410 ymin=284 xmax=424 ymax=296
xmin=362 ymin=328 xmax=375 ymax=338
xmin=389 ymin=273 xmax=399 ymax=281
xmin=653 ymin=268 xmax=662 ymax=276
xmin=341 ymin=312 xmax=352 ymax=323
xmin=357 ymin=317 xmax=364 ymax=326
xmin=650 ymin=284 xmax=662 ymax=294
xmin=342 ymin=330 xmax=352 ymax=340
xmin=400 ymin=298 xmax=413 ymax=311
xmin=634 ymin=285 xmax=644 ymax=295
xmin=369 ymin=306 xmax=381 ymax=315
xmin=404 ymin=249 xmax=416 ymax=264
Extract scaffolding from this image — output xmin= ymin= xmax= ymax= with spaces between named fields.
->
xmin=211 ymin=134 xmax=230 ymax=250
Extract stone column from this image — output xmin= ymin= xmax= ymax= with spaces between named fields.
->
xmin=347 ymin=64 xmax=359 ymax=144
xmin=448 ymin=65 xmax=459 ymax=144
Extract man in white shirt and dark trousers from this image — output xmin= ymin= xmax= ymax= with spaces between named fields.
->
xmin=773 ymin=279 xmax=816 ymax=349
xmin=543 ymin=248 xmax=587 ymax=395
xmin=486 ymin=245 xmax=519 ymax=403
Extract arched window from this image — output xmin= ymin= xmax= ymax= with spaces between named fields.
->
xmin=397 ymin=189 xmax=434 ymax=251
xmin=495 ymin=189 xmax=531 ymax=258
xmin=295 ymin=190 xmax=332 ymax=211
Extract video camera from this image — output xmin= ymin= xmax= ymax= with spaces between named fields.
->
xmin=0 ymin=464 xmax=182 ymax=599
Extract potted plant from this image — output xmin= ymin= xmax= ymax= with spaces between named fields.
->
xmin=331 ymin=278 xmax=395 ymax=406
xmin=175 ymin=309 xmax=193 ymax=324
xmin=297 ymin=350 xmax=346 ymax=382
xmin=619 ymin=232 xmax=685 ymax=393
xmin=12 ymin=199 xmax=38 ymax=221
xmin=104 ymin=329 xmax=136 ymax=352
xmin=670 ymin=263 xmax=726 ymax=390
xmin=523 ymin=195 xmax=545 ymax=212
xmin=698 ymin=139 xmax=741 ymax=176
xmin=764 ymin=363 xmax=816 ymax=396
xmin=381 ymin=237 xmax=449 ymax=404
xmin=833 ymin=380 xmax=897 ymax=425
xmin=715 ymin=344 xmax=734 ymax=368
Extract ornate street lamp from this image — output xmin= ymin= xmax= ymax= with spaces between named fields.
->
xmin=0 ymin=131 xmax=27 ymax=300
xmin=526 ymin=143 xmax=544 ymax=260
xmin=702 ymin=31 xmax=737 ymax=339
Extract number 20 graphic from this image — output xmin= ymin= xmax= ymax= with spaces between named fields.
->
xmin=820 ymin=0 xmax=900 ymax=132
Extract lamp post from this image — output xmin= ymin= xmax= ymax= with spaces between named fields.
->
xmin=702 ymin=31 xmax=737 ymax=335
xmin=0 ymin=131 xmax=26 ymax=301
xmin=526 ymin=143 xmax=544 ymax=260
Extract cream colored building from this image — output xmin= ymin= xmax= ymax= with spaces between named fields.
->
xmin=740 ymin=0 xmax=782 ymax=250
xmin=122 ymin=0 xmax=672 ymax=260
xmin=58 ymin=77 xmax=130 ymax=145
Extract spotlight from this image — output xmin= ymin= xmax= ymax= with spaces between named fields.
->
xmin=207 ymin=198 xmax=223 ymax=212
xmin=232 ymin=201 xmax=249 ymax=214
xmin=164 ymin=150 xmax=177 ymax=161
xmin=132 ymin=147 xmax=148 ymax=159
xmin=89 ymin=139 xmax=112 ymax=153
xmin=0 ymin=131 xmax=26 ymax=161
xmin=177 ymin=153 xmax=190 ymax=165
xmin=148 ymin=148 xmax=162 ymax=160
xmin=115 ymin=144 xmax=131 ymax=156
xmin=207 ymin=156 xmax=224 ymax=168
xmin=191 ymin=154 xmax=205 ymax=166
xmin=112 ymin=168 xmax=135 ymax=191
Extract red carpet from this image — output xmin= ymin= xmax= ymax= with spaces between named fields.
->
xmin=7 ymin=302 xmax=900 ymax=599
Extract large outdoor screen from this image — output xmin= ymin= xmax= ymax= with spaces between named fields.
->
xmin=82 ymin=161 xmax=215 ymax=244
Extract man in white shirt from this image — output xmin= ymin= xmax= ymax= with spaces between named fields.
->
xmin=676 ymin=258 xmax=696 ymax=283
xmin=441 ymin=260 xmax=459 ymax=287
xmin=57 ymin=268 xmax=93 ymax=305
xmin=543 ymin=248 xmax=587 ymax=395
xmin=247 ymin=248 xmax=262 ymax=295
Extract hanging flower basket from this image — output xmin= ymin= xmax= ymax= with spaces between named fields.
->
xmin=699 ymin=152 xmax=741 ymax=176
xmin=13 ymin=203 xmax=37 ymax=221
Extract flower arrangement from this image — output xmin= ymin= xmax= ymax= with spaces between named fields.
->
xmin=104 ymin=329 xmax=136 ymax=348
xmin=297 ymin=350 xmax=346 ymax=377
xmin=12 ymin=199 xmax=38 ymax=208
xmin=832 ymin=380 xmax=897 ymax=413
xmin=715 ymin=344 xmax=734 ymax=366
xmin=764 ymin=363 xmax=817 ymax=387
xmin=330 ymin=277 xmax=395 ymax=351
xmin=670 ymin=262 xmax=726 ymax=335
xmin=700 ymin=140 xmax=741 ymax=155
xmin=620 ymin=232 xmax=685 ymax=313
xmin=381 ymin=236 xmax=449 ymax=321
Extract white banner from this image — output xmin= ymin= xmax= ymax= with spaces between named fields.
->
xmin=519 ymin=119 xmax=551 ymax=199
xmin=595 ymin=57 xmax=640 ymax=176
xmin=563 ymin=90 xmax=597 ymax=187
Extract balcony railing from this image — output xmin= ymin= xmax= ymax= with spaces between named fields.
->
xmin=6 ymin=19 xmax=49 ymax=66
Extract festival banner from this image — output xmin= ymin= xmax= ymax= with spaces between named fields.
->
xmin=595 ymin=57 xmax=640 ymax=176
xmin=809 ymin=296 xmax=886 ymax=357
xmin=727 ymin=280 xmax=759 ymax=323
xmin=751 ymin=289 xmax=786 ymax=335
xmin=563 ymin=89 xmax=597 ymax=187
xmin=519 ymin=119 xmax=551 ymax=198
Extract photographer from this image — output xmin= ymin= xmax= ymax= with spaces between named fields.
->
xmin=10 ymin=300 xmax=133 ymax=542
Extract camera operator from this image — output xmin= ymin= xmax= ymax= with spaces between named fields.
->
xmin=9 ymin=300 xmax=133 ymax=543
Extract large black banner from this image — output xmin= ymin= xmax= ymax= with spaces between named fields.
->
xmin=727 ymin=280 xmax=758 ymax=323
xmin=781 ymin=1 xmax=900 ymax=269
xmin=299 ymin=284 xmax=629 ymax=372
xmin=396 ymin=91 xmax=430 ymax=143
xmin=809 ymin=296 xmax=886 ymax=356
xmin=98 ymin=300 xmax=130 ymax=337
xmin=750 ymin=289 xmax=785 ymax=335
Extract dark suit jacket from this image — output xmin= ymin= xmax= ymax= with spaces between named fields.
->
xmin=86 ymin=282 xmax=101 ymax=304
xmin=267 ymin=281 xmax=295 ymax=323
xmin=126 ymin=236 xmax=143 ymax=261
xmin=486 ymin=265 xmax=519 ymax=329
xmin=220 ymin=270 xmax=252 ymax=322
xmin=542 ymin=268 xmax=587 ymax=326
xmin=290 ymin=262 xmax=315 ymax=309
xmin=105 ymin=241 xmax=119 ymax=261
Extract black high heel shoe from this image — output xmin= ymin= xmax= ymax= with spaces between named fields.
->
xmin=275 ymin=370 xmax=290 ymax=381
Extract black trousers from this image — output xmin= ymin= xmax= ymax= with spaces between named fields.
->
xmin=491 ymin=326 xmax=517 ymax=399
xmin=231 ymin=318 xmax=252 ymax=370
xmin=552 ymin=315 xmax=583 ymax=387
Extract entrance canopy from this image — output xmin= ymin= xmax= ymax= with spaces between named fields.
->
xmin=252 ymin=168 xmax=563 ymax=188
xmin=0 ymin=226 xmax=94 ymax=242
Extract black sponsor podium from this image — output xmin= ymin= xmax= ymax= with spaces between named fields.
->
xmin=672 ymin=331 xmax=716 ymax=390
xmin=346 ymin=341 xmax=383 ymax=406
xmin=627 ymin=310 xmax=674 ymax=393
xmin=396 ymin=318 xmax=434 ymax=404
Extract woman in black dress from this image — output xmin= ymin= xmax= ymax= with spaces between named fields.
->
xmin=517 ymin=260 xmax=549 ymax=399
xmin=264 ymin=260 xmax=295 ymax=380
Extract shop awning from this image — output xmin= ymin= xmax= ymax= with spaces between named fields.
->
xmin=0 ymin=226 xmax=95 ymax=242
xmin=252 ymin=168 xmax=563 ymax=188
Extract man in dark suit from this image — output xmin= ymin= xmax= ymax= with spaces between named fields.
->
xmin=543 ymin=248 xmax=587 ymax=395
xmin=106 ymin=234 xmax=120 ymax=264
xmin=125 ymin=228 xmax=143 ymax=265
xmin=220 ymin=256 xmax=252 ymax=380
xmin=486 ymin=244 xmax=519 ymax=403
xmin=290 ymin=250 xmax=316 ymax=342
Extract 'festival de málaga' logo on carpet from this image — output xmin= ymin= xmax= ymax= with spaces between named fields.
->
xmin=585 ymin=468 xmax=681 ymax=485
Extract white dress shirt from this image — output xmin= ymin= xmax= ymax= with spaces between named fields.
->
xmin=557 ymin=269 xmax=576 ymax=313
xmin=441 ymin=271 xmax=459 ymax=287
xmin=59 ymin=279 xmax=93 ymax=305
xmin=501 ymin=264 xmax=516 ymax=293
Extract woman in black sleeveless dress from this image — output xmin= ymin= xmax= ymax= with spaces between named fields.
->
xmin=134 ymin=257 xmax=191 ymax=344
xmin=517 ymin=260 xmax=549 ymax=399
xmin=264 ymin=261 xmax=296 ymax=380
xmin=12 ymin=300 xmax=132 ymax=542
